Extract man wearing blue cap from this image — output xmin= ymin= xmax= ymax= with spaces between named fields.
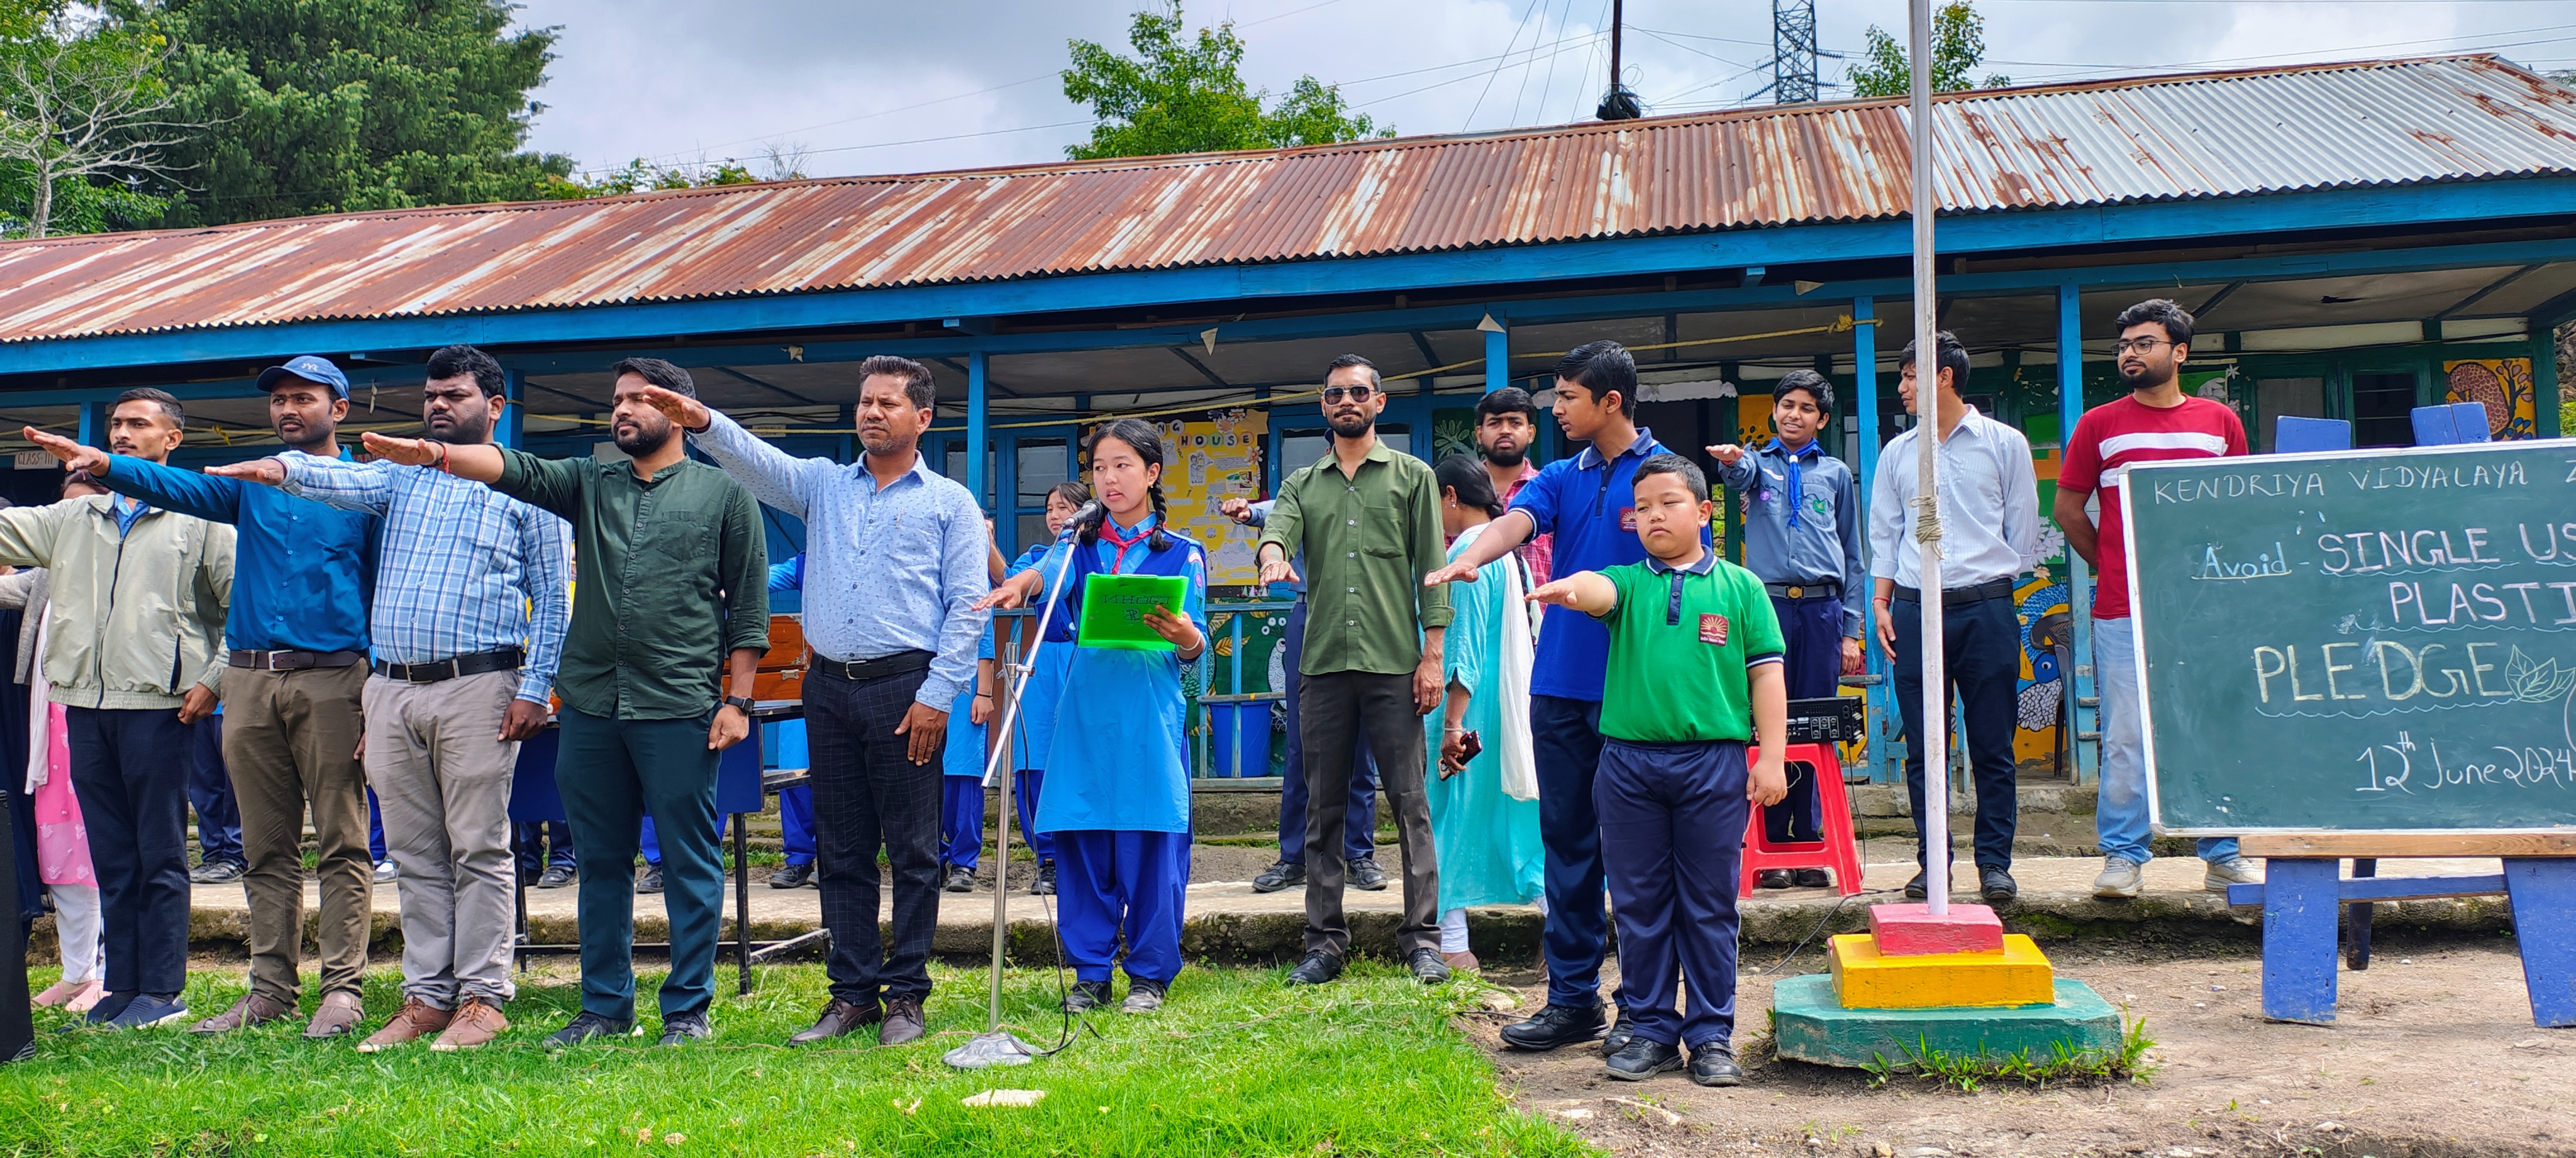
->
xmin=28 ymin=355 xmax=383 ymax=1039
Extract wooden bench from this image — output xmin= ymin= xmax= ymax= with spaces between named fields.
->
xmin=2228 ymin=832 xmax=2576 ymax=1027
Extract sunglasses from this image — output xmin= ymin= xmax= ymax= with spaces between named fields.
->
xmin=2112 ymin=338 xmax=2174 ymax=355
xmin=1321 ymin=385 xmax=1375 ymax=404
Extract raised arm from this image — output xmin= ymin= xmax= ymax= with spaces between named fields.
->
xmin=1252 ymin=476 xmax=1306 ymax=586
xmin=1706 ymin=443 xmax=1759 ymax=490
xmin=1526 ymin=570 xmax=1617 ymax=617
xmin=513 ymin=504 xmax=575 ymax=707
xmin=635 ymin=387 xmax=823 ymax=518
xmin=1426 ymin=477 xmax=1544 ymax=586
xmin=0 ymin=502 xmax=69 ymax=570
xmin=255 ymin=454 xmax=394 ymax=517
xmin=21 ymin=428 xmax=245 ymax=525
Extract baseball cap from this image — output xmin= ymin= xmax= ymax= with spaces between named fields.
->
xmin=257 ymin=355 xmax=350 ymax=399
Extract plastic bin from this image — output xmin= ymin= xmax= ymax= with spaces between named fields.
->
xmin=1207 ymin=703 xmax=1274 ymax=778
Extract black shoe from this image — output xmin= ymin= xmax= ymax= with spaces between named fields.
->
xmin=881 ymin=996 xmax=926 ymax=1045
xmin=1031 ymin=860 xmax=1057 ymax=896
xmin=189 ymin=858 xmax=246 ymax=885
xmin=545 ymin=1010 xmax=637 ymax=1049
xmin=635 ymin=864 xmax=663 ymax=894
xmin=1756 ymin=869 xmax=1793 ymax=890
xmin=1250 ymin=860 xmax=1304 ymax=893
xmin=1349 ymin=857 xmax=1389 ymax=891
xmin=657 ymin=1011 xmax=711 ymax=1046
xmin=788 ymin=998 xmax=879 ymax=1044
xmin=1499 ymin=1003 xmax=1606 ymax=1052
xmin=536 ymin=863 xmax=575 ymax=889
xmin=1602 ymin=1010 xmax=1635 ymax=1056
xmin=1283 ymin=952 xmax=1342 ymax=986
xmin=1690 ymin=1044 xmax=1746 ymax=1086
xmin=942 ymin=865 xmax=975 ymax=893
xmin=1604 ymin=1036 xmax=1685 ymax=1081
xmin=1904 ymin=871 xmax=1928 ymax=900
xmin=769 ymin=861 xmax=814 ymax=890
xmin=1062 ymin=980 xmax=1113 ymax=1014
xmin=1980 ymin=866 xmax=2018 ymax=902
xmin=1406 ymin=948 xmax=1452 ymax=984
xmin=1792 ymin=868 xmax=1831 ymax=889
xmin=1119 ymin=978 xmax=1167 ymax=1014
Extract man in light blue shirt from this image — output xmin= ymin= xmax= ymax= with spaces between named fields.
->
xmin=638 ymin=355 xmax=989 ymax=1049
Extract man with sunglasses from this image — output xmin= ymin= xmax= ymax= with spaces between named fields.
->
xmin=2053 ymin=299 xmax=2255 ymax=900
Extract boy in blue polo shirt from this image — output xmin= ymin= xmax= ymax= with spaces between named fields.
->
xmin=1528 ymin=453 xmax=1787 ymax=1086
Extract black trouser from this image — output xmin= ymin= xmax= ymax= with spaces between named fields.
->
xmin=1889 ymin=590 xmax=2022 ymax=873
xmin=1297 ymin=670 xmax=1438 ymax=961
xmin=806 ymin=665 xmax=943 ymax=1007
xmin=65 ymin=705 xmax=194 ymax=996
xmin=1277 ymin=596 xmax=1377 ymax=864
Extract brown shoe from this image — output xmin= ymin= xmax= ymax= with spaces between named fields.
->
xmin=356 ymin=996 xmax=452 ymax=1052
xmin=879 ymin=996 xmax=926 ymax=1046
xmin=189 ymin=991 xmax=294 ymax=1034
xmin=787 ymin=998 xmax=880 ymax=1045
xmin=305 ymin=990 xmax=365 ymax=1039
xmin=431 ymin=997 xmax=509 ymax=1052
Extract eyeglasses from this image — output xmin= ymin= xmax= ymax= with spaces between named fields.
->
xmin=1321 ymin=385 xmax=1375 ymax=404
xmin=2112 ymin=338 xmax=2174 ymax=355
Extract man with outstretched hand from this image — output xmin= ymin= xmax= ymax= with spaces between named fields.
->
xmin=28 ymin=356 xmax=382 ymax=1040
xmin=631 ymin=356 xmax=988 ymax=1049
xmin=208 ymin=345 xmax=571 ymax=1053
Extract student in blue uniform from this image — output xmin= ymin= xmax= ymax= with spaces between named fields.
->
xmin=980 ymin=481 xmax=1091 ymax=896
xmin=936 ymin=624 xmax=999 ymax=892
xmin=1030 ymin=419 xmax=1207 ymax=1015
xmin=763 ymin=554 xmax=819 ymax=889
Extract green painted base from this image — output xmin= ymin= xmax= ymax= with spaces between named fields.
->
xmin=1770 ymin=975 xmax=2124 ymax=1070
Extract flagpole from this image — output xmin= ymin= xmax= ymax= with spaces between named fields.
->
xmin=1907 ymin=0 xmax=1950 ymax=917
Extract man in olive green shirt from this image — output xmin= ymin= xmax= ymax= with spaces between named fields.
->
xmin=352 ymin=357 xmax=769 ymax=1049
xmin=1255 ymin=353 xmax=1452 ymax=987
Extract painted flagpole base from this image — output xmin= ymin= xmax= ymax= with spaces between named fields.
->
xmin=943 ymin=1030 xmax=1038 ymax=1069
xmin=1867 ymin=901 xmax=2005 ymax=956
xmin=1772 ymin=975 xmax=2125 ymax=1070
xmin=1829 ymin=933 xmax=2056 ymax=1008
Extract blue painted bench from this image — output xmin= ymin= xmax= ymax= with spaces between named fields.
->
xmin=2228 ymin=833 xmax=2576 ymax=1027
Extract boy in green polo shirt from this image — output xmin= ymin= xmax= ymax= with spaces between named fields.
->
xmin=1527 ymin=453 xmax=1787 ymax=1086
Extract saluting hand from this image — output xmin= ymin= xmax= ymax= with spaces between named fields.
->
xmin=972 ymin=584 xmax=1028 ymax=612
xmin=1218 ymin=497 xmax=1253 ymax=524
xmin=1705 ymin=443 xmax=1748 ymax=465
xmin=1257 ymin=557 xmax=1301 ymax=587
xmin=360 ymin=432 xmax=442 ymax=466
xmin=21 ymin=427 xmax=109 ymax=475
xmin=205 ymin=457 xmax=288 ymax=486
xmin=632 ymin=385 xmax=711 ymax=433
xmin=1524 ymin=578 xmax=1579 ymax=607
xmin=1422 ymin=560 xmax=1480 ymax=587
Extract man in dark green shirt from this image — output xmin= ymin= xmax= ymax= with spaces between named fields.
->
xmin=1255 ymin=353 xmax=1453 ymax=988
xmin=355 ymin=357 xmax=769 ymax=1049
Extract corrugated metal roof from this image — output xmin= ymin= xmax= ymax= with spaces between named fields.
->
xmin=1 ymin=53 xmax=2570 ymax=346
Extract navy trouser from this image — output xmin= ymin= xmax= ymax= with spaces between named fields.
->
xmin=1763 ymin=594 xmax=1846 ymax=843
xmin=806 ymin=666 xmax=943 ymax=1008
xmin=1055 ymin=828 xmax=1189 ymax=986
xmin=1277 ymin=596 xmax=1378 ymax=864
xmin=66 ymin=706 xmax=194 ymax=997
xmin=779 ymin=784 xmax=816 ymax=867
xmin=1890 ymin=591 xmax=2023 ymax=872
xmin=1597 ymin=737 xmax=1750 ymax=1050
xmin=367 ymin=788 xmax=388 ymax=863
xmin=557 ymin=708 xmax=724 ymax=1021
xmin=1533 ymin=693 xmax=1610 ymax=1010
xmin=515 ymin=820 xmax=574 ymax=874
xmin=189 ymin=714 xmax=242 ymax=866
xmin=938 ymin=776 xmax=984 ymax=869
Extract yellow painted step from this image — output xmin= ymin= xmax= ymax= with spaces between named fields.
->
xmin=1827 ymin=933 xmax=2055 ymax=1010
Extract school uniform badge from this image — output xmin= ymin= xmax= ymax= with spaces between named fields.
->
xmin=1699 ymin=613 xmax=1728 ymax=644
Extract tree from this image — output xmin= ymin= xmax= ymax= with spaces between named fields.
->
xmin=543 ymin=157 xmax=759 ymax=200
xmin=0 ymin=4 xmax=194 ymax=238
xmin=1062 ymin=2 xmax=1389 ymax=160
xmin=109 ymin=0 xmax=572 ymax=226
xmin=1846 ymin=0 xmax=2011 ymax=99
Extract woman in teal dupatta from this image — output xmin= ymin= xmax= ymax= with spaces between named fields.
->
xmin=1424 ymin=456 xmax=1545 ymax=971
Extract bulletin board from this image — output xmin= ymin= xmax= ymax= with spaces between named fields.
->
xmin=1146 ymin=408 xmax=1269 ymax=590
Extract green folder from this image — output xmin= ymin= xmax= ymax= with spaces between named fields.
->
xmin=1075 ymin=573 xmax=1189 ymax=652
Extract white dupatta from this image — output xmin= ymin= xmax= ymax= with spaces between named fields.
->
xmin=1454 ymin=523 xmax=1541 ymax=802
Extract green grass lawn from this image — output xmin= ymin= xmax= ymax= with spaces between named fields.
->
xmin=1 ymin=961 xmax=1590 ymax=1157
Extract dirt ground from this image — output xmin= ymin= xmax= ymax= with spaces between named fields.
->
xmin=1465 ymin=934 xmax=2576 ymax=1158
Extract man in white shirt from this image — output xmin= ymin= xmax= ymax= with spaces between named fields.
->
xmin=1867 ymin=331 xmax=2040 ymax=903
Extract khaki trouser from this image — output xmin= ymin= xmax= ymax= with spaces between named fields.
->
xmin=364 ymin=670 xmax=522 ymax=1008
xmin=223 ymin=663 xmax=373 ymax=1004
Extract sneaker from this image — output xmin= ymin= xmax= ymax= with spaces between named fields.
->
xmin=189 ymin=858 xmax=247 ymax=885
xmin=2206 ymin=856 xmax=2262 ymax=893
xmin=1604 ymin=1036 xmax=1685 ymax=1081
xmin=1406 ymin=947 xmax=1452 ymax=984
xmin=1062 ymin=980 xmax=1113 ymax=1014
xmin=1756 ymin=869 xmax=1794 ymax=890
xmin=431 ymin=998 xmax=510 ymax=1052
xmin=187 ymin=991 xmax=292 ymax=1034
xmin=1250 ymin=859 xmax=1304 ymax=893
xmin=1689 ymin=1044 xmax=1746 ymax=1086
xmin=536 ymin=863 xmax=576 ymax=889
xmin=357 ymin=996 xmax=452 ymax=1052
xmin=545 ymin=1010 xmax=638 ymax=1049
xmin=657 ymin=1011 xmax=711 ymax=1046
xmin=1030 ymin=860 xmax=1057 ymax=896
xmin=81 ymin=991 xmax=135 ymax=1027
xmin=1120 ymin=979 xmax=1167 ymax=1014
xmin=1979 ymin=866 xmax=2018 ymax=902
xmin=106 ymin=993 xmax=189 ymax=1030
xmin=635 ymin=864 xmax=664 ymax=894
xmin=769 ymin=860 xmax=814 ymax=890
xmin=2092 ymin=856 xmax=2146 ymax=900
xmin=1604 ymin=1010 xmax=1635 ymax=1056
xmin=373 ymin=860 xmax=397 ymax=885
xmin=1349 ymin=857 xmax=1389 ymax=891
xmin=942 ymin=865 xmax=975 ymax=893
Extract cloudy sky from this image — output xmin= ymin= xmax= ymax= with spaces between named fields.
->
xmin=509 ymin=0 xmax=2576 ymax=181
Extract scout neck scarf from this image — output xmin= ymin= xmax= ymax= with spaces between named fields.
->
xmin=1764 ymin=438 xmax=1822 ymax=527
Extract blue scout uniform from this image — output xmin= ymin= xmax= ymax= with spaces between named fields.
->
xmin=1503 ymin=427 xmax=1704 ymax=1012
xmin=1035 ymin=514 xmax=1207 ymax=988
xmin=1713 ymin=438 xmax=1864 ymax=844
xmin=938 ymin=629 xmax=997 ymax=871
xmin=997 ymin=546 xmax=1067 ymax=866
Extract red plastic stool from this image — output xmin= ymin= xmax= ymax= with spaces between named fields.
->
xmin=1738 ymin=742 xmax=1865 ymax=898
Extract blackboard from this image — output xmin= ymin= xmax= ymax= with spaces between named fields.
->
xmin=2123 ymin=441 xmax=2576 ymax=834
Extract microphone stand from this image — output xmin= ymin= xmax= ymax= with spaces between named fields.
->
xmin=944 ymin=515 xmax=1090 ymax=1070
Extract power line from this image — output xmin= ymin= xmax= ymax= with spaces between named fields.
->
xmin=1470 ymin=0 xmax=1548 ymax=131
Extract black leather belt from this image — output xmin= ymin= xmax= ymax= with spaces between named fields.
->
xmin=1890 ymin=578 xmax=2015 ymax=608
xmin=231 ymin=649 xmax=365 ymax=671
xmin=813 ymin=649 xmax=934 ymax=683
xmin=1764 ymin=582 xmax=1840 ymax=601
xmin=372 ymin=648 xmax=524 ymax=684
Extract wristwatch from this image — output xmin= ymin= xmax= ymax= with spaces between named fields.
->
xmin=721 ymin=695 xmax=757 ymax=713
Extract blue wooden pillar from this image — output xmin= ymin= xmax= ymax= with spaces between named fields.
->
xmin=966 ymin=350 xmax=989 ymax=512
xmin=1852 ymin=297 xmax=1902 ymax=782
xmin=1482 ymin=314 xmax=1509 ymax=394
xmin=2058 ymin=283 xmax=2099 ymax=783
xmin=77 ymin=400 xmax=111 ymax=449
xmin=497 ymin=369 xmax=525 ymax=450
xmin=2536 ymin=329 xmax=2562 ymax=439
xmin=837 ymin=403 xmax=856 ymax=465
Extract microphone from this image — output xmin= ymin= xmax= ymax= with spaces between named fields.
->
xmin=1057 ymin=501 xmax=1102 ymax=542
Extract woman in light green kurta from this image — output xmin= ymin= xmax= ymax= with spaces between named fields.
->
xmin=1425 ymin=456 xmax=1546 ymax=971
